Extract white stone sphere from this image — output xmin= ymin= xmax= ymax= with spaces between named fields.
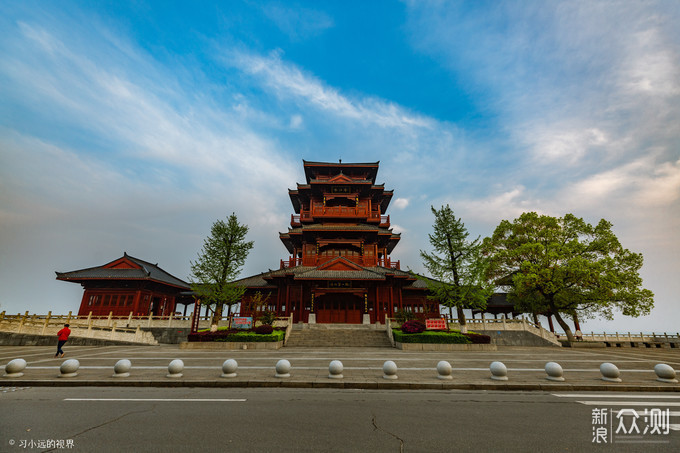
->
xmin=600 ymin=362 xmax=621 ymax=382
xmin=436 ymin=361 xmax=453 ymax=380
xmin=112 ymin=359 xmax=131 ymax=378
xmin=275 ymin=359 xmax=291 ymax=378
xmin=167 ymin=359 xmax=184 ymax=378
xmin=59 ymin=359 xmax=80 ymax=378
xmin=328 ymin=360 xmax=344 ymax=379
xmin=221 ymin=359 xmax=238 ymax=378
xmin=545 ymin=362 xmax=565 ymax=382
xmin=654 ymin=363 xmax=677 ymax=383
xmin=5 ymin=358 xmax=27 ymax=377
xmin=490 ymin=361 xmax=508 ymax=381
xmin=383 ymin=360 xmax=398 ymax=380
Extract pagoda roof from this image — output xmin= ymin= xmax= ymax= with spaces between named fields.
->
xmin=302 ymin=160 xmax=380 ymax=185
xmin=284 ymin=223 xmax=399 ymax=233
xmin=56 ymin=253 xmax=190 ymax=290
xmin=234 ymin=258 xmax=420 ymax=287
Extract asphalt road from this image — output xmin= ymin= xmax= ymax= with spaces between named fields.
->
xmin=1 ymin=387 xmax=678 ymax=452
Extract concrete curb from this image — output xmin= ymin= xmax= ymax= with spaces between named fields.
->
xmin=2 ymin=379 xmax=679 ymax=392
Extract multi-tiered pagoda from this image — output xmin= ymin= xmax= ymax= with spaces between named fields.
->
xmin=238 ymin=160 xmax=438 ymax=324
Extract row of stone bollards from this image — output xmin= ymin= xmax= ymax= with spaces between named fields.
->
xmin=2 ymin=358 xmax=678 ymax=383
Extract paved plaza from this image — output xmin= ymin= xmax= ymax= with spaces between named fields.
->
xmin=2 ymin=344 xmax=679 ymax=391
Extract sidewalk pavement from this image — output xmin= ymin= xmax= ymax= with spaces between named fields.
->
xmin=1 ymin=344 xmax=679 ymax=392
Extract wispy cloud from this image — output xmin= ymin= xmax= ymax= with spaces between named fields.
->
xmin=260 ymin=2 xmax=334 ymax=40
xmin=228 ymin=50 xmax=434 ymax=130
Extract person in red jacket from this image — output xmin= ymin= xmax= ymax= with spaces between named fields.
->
xmin=55 ymin=324 xmax=71 ymax=358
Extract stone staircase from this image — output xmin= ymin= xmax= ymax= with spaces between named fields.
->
xmin=286 ymin=324 xmax=393 ymax=348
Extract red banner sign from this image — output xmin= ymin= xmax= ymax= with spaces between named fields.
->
xmin=426 ymin=318 xmax=447 ymax=330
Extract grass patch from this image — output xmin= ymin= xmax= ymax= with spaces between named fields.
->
xmin=215 ymin=330 xmax=285 ymax=342
xmin=189 ymin=327 xmax=284 ymax=342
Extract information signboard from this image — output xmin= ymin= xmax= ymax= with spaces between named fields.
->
xmin=425 ymin=318 xmax=447 ymax=330
xmin=232 ymin=317 xmax=253 ymax=329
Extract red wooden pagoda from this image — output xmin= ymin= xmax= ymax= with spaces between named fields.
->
xmin=237 ymin=160 xmax=439 ymax=324
xmin=56 ymin=253 xmax=193 ymax=317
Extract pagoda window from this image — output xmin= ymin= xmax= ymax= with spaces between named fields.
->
xmin=103 ymin=295 xmax=111 ymax=306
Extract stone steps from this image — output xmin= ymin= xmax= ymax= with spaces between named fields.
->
xmin=286 ymin=327 xmax=392 ymax=348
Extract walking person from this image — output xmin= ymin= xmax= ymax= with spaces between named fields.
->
xmin=55 ymin=323 xmax=71 ymax=358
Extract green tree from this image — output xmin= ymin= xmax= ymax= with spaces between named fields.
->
xmin=419 ymin=205 xmax=492 ymax=333
xmin=190 ymin=213 xmax=254 ymax=327
xmin=482 ymin=212 xmax=654 ymax=342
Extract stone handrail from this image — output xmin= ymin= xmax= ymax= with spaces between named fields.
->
xmin=283 ymin=314 xmax=294 ymax=346
xmin=556 ymin=331 xmax=680 ymax=343
xmin=0 ymin=312 xmax=157 ymax=344
xmin=385 ymin=315 xmax=395 ymax=347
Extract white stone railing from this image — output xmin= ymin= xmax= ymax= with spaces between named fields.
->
xmin=385 ymin=315 xmax=395 ymax=347
xmin=443 ymin=316 xmax=561 ymax=346
xmin=282 ymin=314 xmax=294 ymax=346
xmin=0 ymin=311 xmax=219 ymax=330
xmin=556 ymin=331 xmax=680 ymax=343
xmin=0 ymin=311 xmax=158 ymax=344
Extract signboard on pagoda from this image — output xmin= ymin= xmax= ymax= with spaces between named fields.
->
xmin=426 ymin=318 xmax=448 ymax=330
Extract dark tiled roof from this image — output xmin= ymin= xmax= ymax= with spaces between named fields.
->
xmin=235 ymin=263 xmax=427 ymax=288
xmin=56 ymin=253 xmax=190 ymax=289
xmin=284 ymin=224 xmax=397 ymax=234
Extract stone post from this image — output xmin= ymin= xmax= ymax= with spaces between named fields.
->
xmin=107 ymin=312 xmax=113 ymax=328
xmin=41 ymin=311 xmax=52 ymax=335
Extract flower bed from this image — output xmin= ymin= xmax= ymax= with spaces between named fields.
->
xmin=188 ymin=327 xmax=284 ymax=342
xmin=392 ymin=329 xmax=492 ymax=344
xmin=393 ymin=329 xmax=471 ymax=344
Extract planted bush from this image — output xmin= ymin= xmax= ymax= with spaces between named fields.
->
xmin=215 ymin=330 xmax=285 ymax=342
xmin=401 ymin=320 xmax=426 ymax=334
xmin=393 ymin=329 xmax=471 ymax=344
xmin=463 ymin=332 xmax=491 ymax=344
xmin=255 ymin=324 xmax=274 ymax=335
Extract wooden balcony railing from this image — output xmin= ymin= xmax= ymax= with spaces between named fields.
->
xmin=280 ymin=257 xmax=302 ymax=269
xmin=292 ymin=207 xmax=384 ymax=222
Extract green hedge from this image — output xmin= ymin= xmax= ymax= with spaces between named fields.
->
xmin=215 ymin=330 xmax=285 ymax=342
xmin=393 ymin=329 xmax=472 ymax=344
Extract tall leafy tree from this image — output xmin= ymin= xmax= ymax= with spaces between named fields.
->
xmin=482 ymin=212 xmax=654 ymax=342
xmin=419 ymin=205 xmax=492 ymax=333
xmin=190 ymin=213 xmax=254 ymax=327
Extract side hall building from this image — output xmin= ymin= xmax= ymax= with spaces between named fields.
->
xmin=236 ymin=160 xmax=439 ymax=324
xmin=56 ymin=253 xmax=193 ymax=317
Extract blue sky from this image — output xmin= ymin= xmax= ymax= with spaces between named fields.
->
xmin=1 ymin=1 xmax=679 ymax=333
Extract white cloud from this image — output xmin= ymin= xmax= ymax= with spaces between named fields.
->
xmin=261 ymin=3 xmax=334 ymax=40
xmin=229 ymin=51 xmax=434 ymax=130
xmin=393 ymin=198 xmax=409 ymax=209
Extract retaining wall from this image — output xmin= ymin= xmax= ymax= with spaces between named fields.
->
xmin=0 ymin=332 xmax=153 ymax=347
xmin=395 ymin=342 xmax=497 ymax=351
xmin=179 ymin=341 xmax=284 ymax=350
xmin=474 ymin=330 xmax=561 ymax=347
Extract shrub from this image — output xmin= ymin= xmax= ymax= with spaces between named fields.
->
xmin=392 ymin=330 xmax=471 ymax=344
xmin=259 ymin=310 xmax=277 ymax=326
xmin=255 ymin=324 xmax=274 ymax=335
xmin=401 ymin=320 xmax=426 ymax=334
xmin=215 ymin=330 xmax=285 ymax=342
xmin=463 ymin=332 xmax=491 ymax=344
xmin=395 ymin=308 xmax=416 ymax=324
